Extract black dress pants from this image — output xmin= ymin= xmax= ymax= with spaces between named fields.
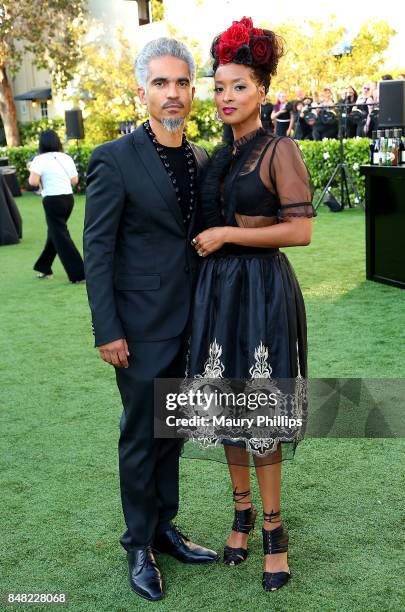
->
xmin=116 ymin=334 xmax=187 ymax=551
xmin=33 ymin=194 xmax=85 ymax=282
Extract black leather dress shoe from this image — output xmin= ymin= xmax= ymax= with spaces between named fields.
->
xmin=127 ymin=547 xmax=163 ymax=601
xmin=153 ymin=524 xmax=219 ymax=564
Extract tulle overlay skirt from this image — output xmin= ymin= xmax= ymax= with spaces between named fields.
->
xmin=181 ymin=247 xmax=308 ymax=466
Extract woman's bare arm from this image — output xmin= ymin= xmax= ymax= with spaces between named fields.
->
xmin=28 ymin=171 xmax=41 ymax=187
xmin=193 ymin=216 xmax=313 ymax=256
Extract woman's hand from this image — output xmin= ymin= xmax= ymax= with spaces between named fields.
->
xmin=191 ymin=227 xmax=228 ymax=257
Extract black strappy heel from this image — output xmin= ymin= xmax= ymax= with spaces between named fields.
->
xmin=262 ymin=510 xmax=291 ymax=591
xmin=223 ymin=488 xmax=257 ymax=566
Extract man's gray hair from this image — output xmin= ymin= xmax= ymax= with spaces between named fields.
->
xmin=135 ymin=37 xmax=196 ymax=88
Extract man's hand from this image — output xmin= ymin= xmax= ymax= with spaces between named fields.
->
xmin=98 ymin=338 xmax=130 ymax=368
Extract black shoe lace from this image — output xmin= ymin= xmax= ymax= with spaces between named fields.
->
xmin=171 ymin=523 xmax=190 ymax=542
xmin=263 ymin=509 xmax=281 ymax=524
xmin=232 ymin=487 xmax=251 ymax=505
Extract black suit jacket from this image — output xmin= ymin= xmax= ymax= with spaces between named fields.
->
xmin=83 ymin=125 xmax=209 ymax=346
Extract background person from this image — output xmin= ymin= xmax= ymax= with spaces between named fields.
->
xmin=260 ymin=95 xmax=274 ymax=132
xmin=293 ymin=97 xmax=315 ymax=140
xmin=362 ymin=81 xmax=379 ymax=136
xmin=28 ymin=130 xmax=85 ymax=283
xmin=312 ymin=87 xmax=338 ymax=140
xmin=339 ymin=86 xmax=358 ymax=138
xmin=271 ymin=91 xmax=294 ymax=136
xmin=352 ymin=83 xmax=372 ymax=137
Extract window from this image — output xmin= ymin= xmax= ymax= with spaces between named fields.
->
xmin=137 ymin=0 xmax=151 ymax=25
xmin=135 ymin=0 xmax=164 ymax=26
xmin=40 ymin=101 xmax=48 ymax=118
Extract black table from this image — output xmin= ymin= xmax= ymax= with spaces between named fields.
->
xmin=0 ymin=173 xmax=22 ymax=245
xmin=360 ymin=165 xmax=405 ymax=289
xmin=0 ymin=166 xmax=21 ymax=197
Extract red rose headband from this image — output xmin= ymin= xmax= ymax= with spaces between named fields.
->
xmin=211 ymin=16 xmax=283 ymax=76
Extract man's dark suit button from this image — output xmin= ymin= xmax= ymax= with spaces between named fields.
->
xmin=185 ymin=266 xmax=190 ymax=273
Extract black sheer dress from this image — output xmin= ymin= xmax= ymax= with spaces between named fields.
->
xmin=182 ymin=128 xmax=317 ymax=466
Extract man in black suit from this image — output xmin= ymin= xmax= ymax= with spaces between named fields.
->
xmin=83 ymin=38 xmax=218 ymax=602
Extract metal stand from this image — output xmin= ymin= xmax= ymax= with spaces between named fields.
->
xmin=314 ymin=103 xmax=364 ymax=211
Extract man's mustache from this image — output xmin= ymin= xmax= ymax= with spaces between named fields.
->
xmin=162 ymin=102 xmax=184 ymax=109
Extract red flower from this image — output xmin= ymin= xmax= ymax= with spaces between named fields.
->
xmin=250 ymin=35 xmax=272 ymax=64
xmin=217 ymin=40 xmax=236 ymax=64
xmin=238 ymin=16 xmax=254 ymax=32
xmin=252 ymin=27 xmax=264 ymax=36
xmin=220 ymin=22 xmax=250 ymax=50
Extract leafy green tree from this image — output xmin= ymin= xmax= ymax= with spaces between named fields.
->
xmin=266 ymin=18 xmax=396 ymax=100
xmin=151 ymin=0 xmax=164 ymax=21
xmin=0 ymin=0 xmax=86 ymax=145
xmin=71 ymin=33 xmax=146 ymax=144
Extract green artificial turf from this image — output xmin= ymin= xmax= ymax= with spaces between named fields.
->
xmin=0 ymin=194 xmax=404 ymax=611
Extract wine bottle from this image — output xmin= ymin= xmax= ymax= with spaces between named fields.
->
xmin=378 ymin=130 xmax=386 ymax=166
xmin=385 ymin=129 xmax=393 ymax=166
xmin=370 ymin=131 xmax=376 ymax=165
xmin=373 ymin=130 xmax=380 ymax=165
xmin=398 ymin=129 xmax=405 ymax=165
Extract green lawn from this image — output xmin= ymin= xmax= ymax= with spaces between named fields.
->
xmin=0 ymin=194 xmax=404 ymax=611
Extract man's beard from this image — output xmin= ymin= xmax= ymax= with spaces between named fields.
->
xmin=160 ymin=117 xmax=185 ymax=133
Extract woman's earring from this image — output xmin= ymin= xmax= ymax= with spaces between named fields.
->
xmin=258 ymin=104 xmax=262 ymax=120
xmin=214 ymin=110 xmax=223 ymax=123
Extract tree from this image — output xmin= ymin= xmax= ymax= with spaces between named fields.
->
xmin=266 ymin=18 xmax=396 ymax=100
xmin=71 ymin=33 xmax=146 ymax=144
xmin=0 ymin=0 xmax=86 ymax=146
xmin=151 ymin=0 xmax=164 ymax=22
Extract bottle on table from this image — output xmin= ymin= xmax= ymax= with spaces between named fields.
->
xmin=369 ymin=131 xmax=377 ymax=165
xmin=392 ymin=129 xmax=400 ymax=166
xmin=397 ymin=129 xmax=405 ymax=165
xmin=385 ymin=129 xmax=394 ymax=166
xmin=378 ymin=130 xmax=386 ymax=166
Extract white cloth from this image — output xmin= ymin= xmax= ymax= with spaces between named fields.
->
xmin=29 ymin=152 xmax=78 ymax=197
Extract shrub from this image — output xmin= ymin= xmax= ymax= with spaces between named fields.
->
xmin=185 ymin=99 xmax=220 ymax=141
xmin=18 ymin=119 xmax=66 ymax=146
xmin=0 ymin=143 xmax=94 ymax=193
xmin=298 ymin=138 xmax=370 ymax=199
xmin=1 ymin=137 xmax=371 ymax=199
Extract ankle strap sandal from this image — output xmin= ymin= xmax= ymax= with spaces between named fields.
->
xmin=262 ymin=512 xmax=291 ymax=592
xmin=223 ymin=488 xmax=257 ymax=566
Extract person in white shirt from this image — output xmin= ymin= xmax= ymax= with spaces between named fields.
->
xmin=28 ymin=129 xmax=85 ymax=283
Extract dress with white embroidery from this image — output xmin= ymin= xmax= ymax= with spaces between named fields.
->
xmin=183 ymin=128 xmax=316 ymax=466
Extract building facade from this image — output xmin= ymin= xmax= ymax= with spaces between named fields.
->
xmin=11 ymin=0 xmax=166 ymax=124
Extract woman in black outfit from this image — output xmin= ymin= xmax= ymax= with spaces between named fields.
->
xmin=313 ymin=88 xmax=338 ymax=140
xmin=188 ymin=17 xmax=316 ymax=593
xmin=340 ymin=86 xmax=358 ymax=138
xmin=29 ymin=130 xmax=85 ymax=283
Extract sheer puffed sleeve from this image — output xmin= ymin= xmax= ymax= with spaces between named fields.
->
xmin=268 ymin=137 xmax=317 ymax=221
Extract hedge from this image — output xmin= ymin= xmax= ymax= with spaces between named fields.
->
xmin=0 ymin=143 xmax=94 ymax=193
xmin=1 ymin=137 xmax=370 ymax=199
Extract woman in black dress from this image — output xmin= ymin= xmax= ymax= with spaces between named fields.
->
xmin=188 ymin=17 xmax=316 ymax=592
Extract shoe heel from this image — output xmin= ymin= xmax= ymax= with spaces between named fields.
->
xmin=223 ymin=493 xmax=256 ymax=567
xmin=262 ymin=521 xmax=291 ymax=592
